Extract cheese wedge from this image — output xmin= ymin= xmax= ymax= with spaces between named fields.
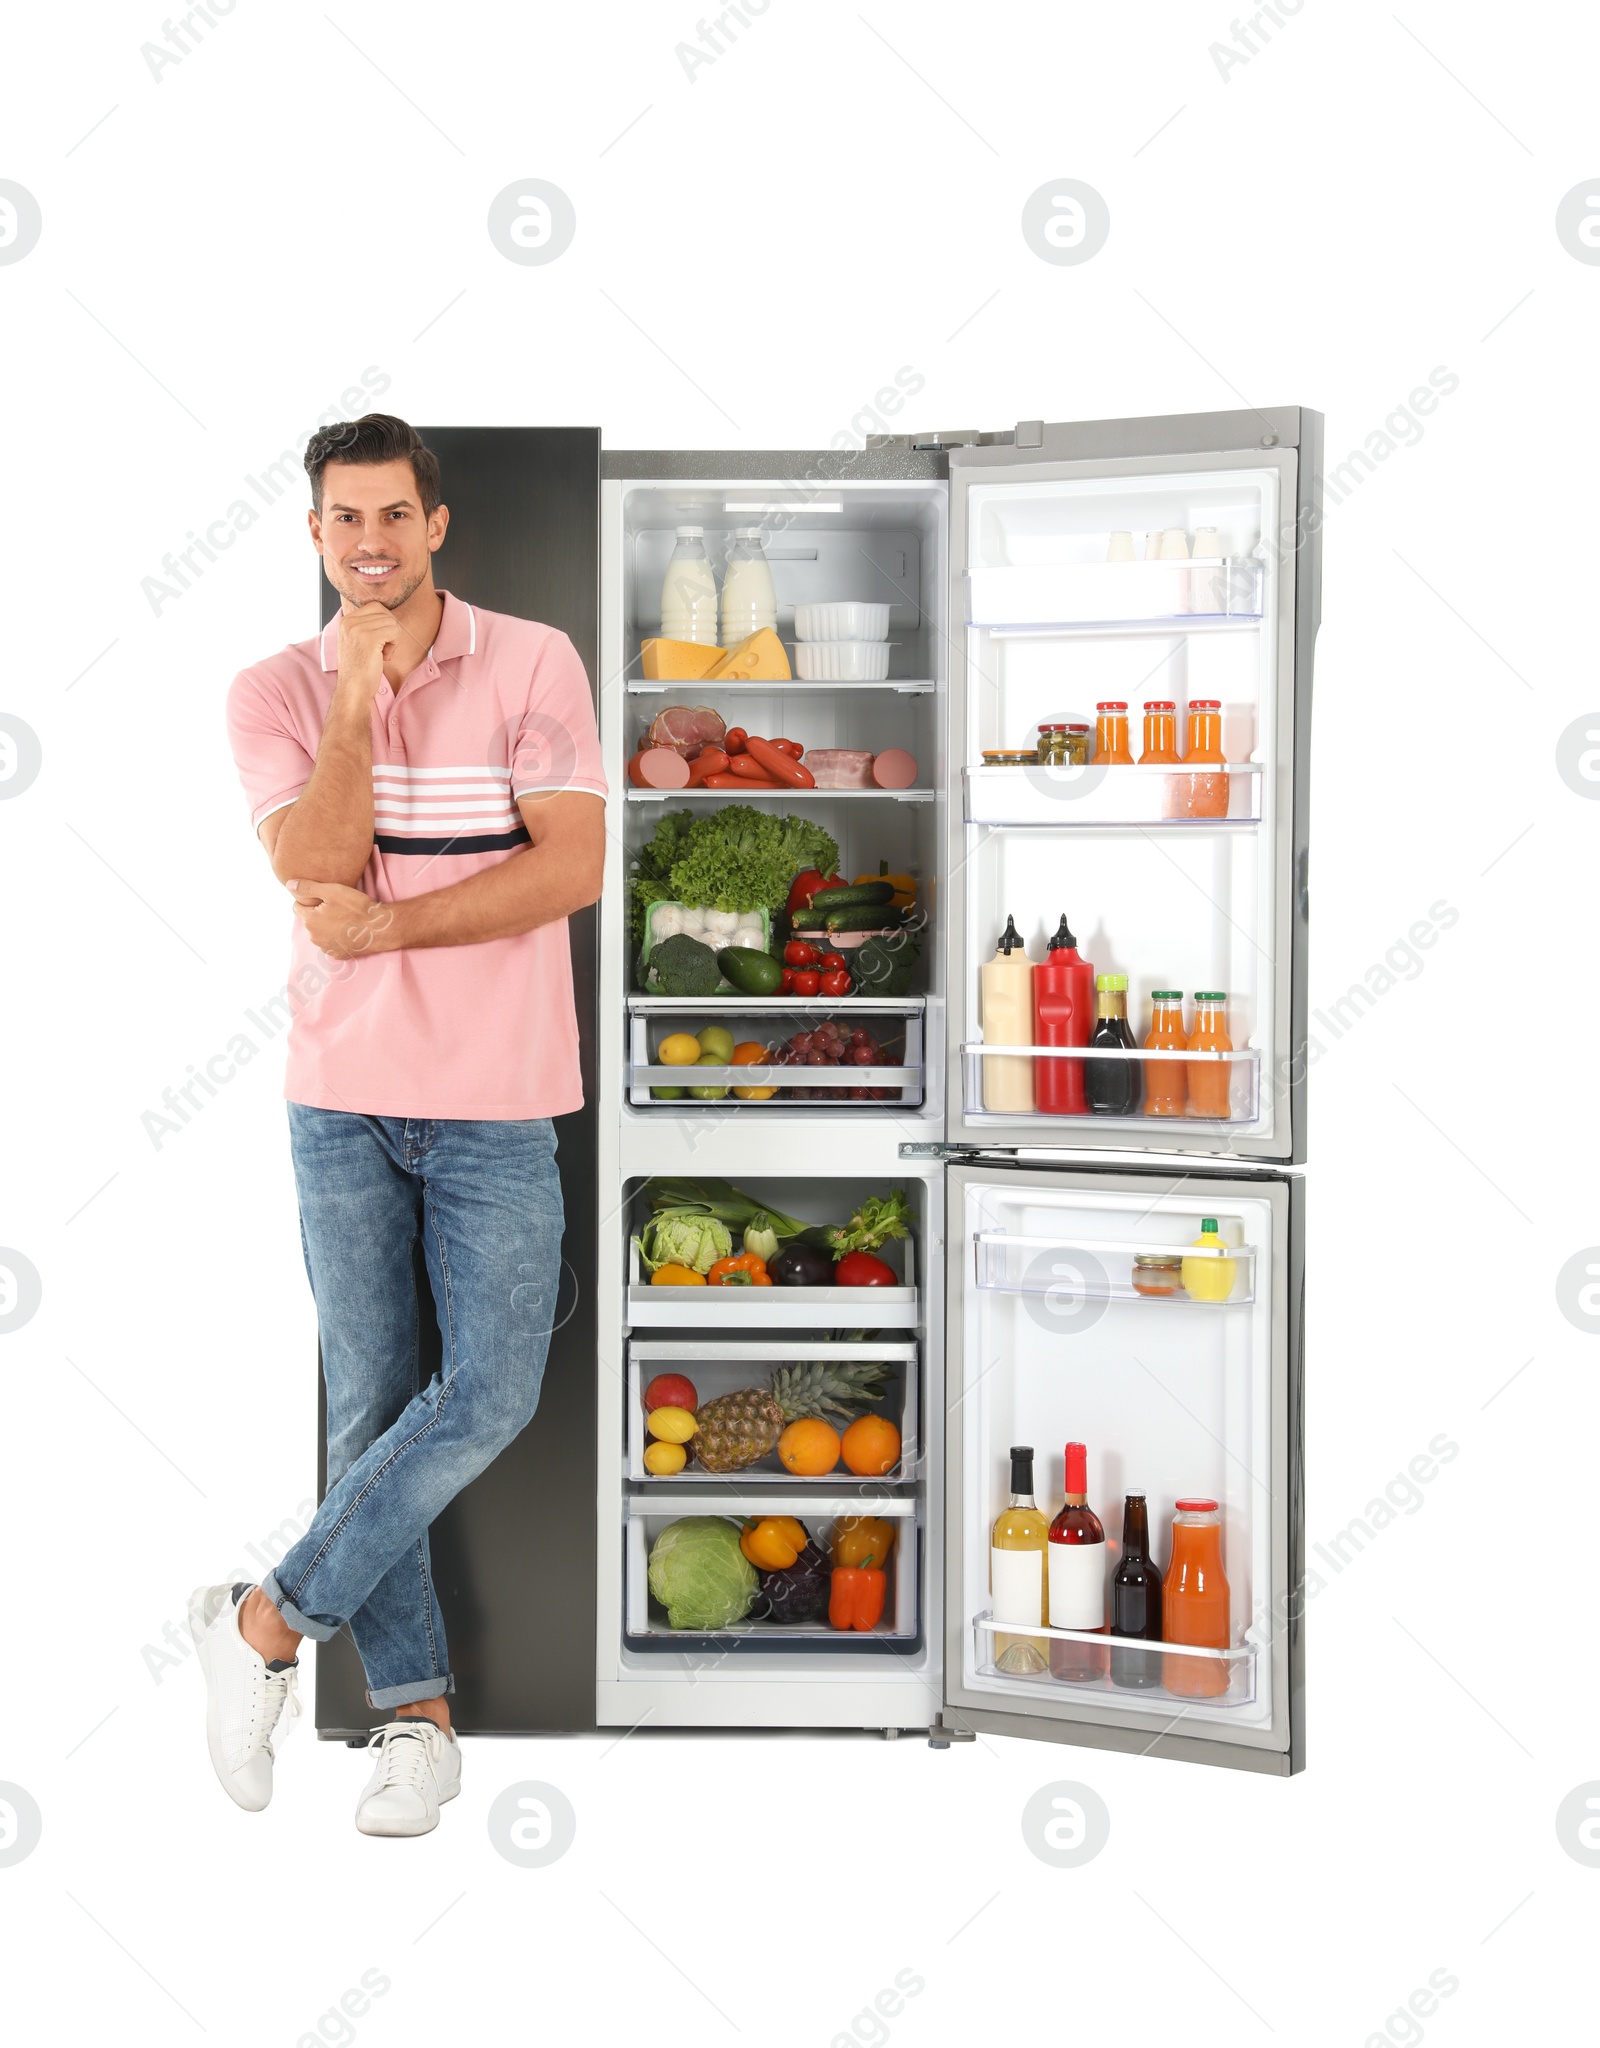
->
xmin=640 ymin=637 xmax=728 ymax=682
xmin=704 ymin=628 xmax=791 ymax=681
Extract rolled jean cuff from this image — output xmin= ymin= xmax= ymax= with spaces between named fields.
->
xmin=259 ymin=1570 xmax=342 ymax=1644
xmin=368 ymin=1673 xmax=456 ymax=1709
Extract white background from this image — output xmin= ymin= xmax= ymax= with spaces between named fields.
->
xmin=2 ymin=2 xmax=1592 ymax=2043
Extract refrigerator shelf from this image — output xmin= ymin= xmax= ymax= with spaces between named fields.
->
xmin=627 ymin=1504 xmax=919 ymax=1646
xmin=627 ymin=1237 xmax=919 ymax=1329
xmin=625 ymin=1341 xmax=919 ymax=1484
xmin=629 ymin=995 xmax=925 ymax=1015
xmin=970 ymin=1613 xmax=1260 ymax=1708
xmin=964 ymin=762 xmax=1262 ymax=829
xmin=627 ymin=678 xmax=936 ymax=696
xmin=630 ymin=1010 xmax=924 ymax=1108
xmin=972 ymin=1229 xmax=1255 ymax=1305
xmin=966 ymin=556 xmax=1263 ymax=630
xmin=626 ymin=786 xmax=936 ymax=804
xmin=961 ymin=1043 xmax=1261 ymax=1126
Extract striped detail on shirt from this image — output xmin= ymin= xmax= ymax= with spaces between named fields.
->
xmin=372 ymin=765 xmax=529 ymax=855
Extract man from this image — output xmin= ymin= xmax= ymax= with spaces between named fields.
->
xmin=191 ymin=414 xmax=606 ymax=1836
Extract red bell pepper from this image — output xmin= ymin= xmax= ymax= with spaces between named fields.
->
xmin=829 ymin=1566 xmax=887 ymax=1631
xmin=834 ymin=1250 xmax=897 ymax=1287
xmin=786 ymin=868 xmax=843 ymax=916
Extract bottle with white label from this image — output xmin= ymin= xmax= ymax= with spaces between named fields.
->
xmin=990 ymin=1445 xmax=1050 ymax=1676
xmin=660 ymin=527 xmax=719 ymax=645
xmin=719 ymin=527 xmax=777 ymax=645
xmin=1047 ymin=1440 xmax=1108 ymax=1682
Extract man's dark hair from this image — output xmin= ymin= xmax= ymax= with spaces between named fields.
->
xmin=304 ymin=413 xmax=442 ymax=518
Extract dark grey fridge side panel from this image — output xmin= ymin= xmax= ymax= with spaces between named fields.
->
xmin=316 ymin=425 xmax=601 ymax=1737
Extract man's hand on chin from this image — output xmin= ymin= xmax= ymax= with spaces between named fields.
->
xmin=290 ymin=880 xmax=398 ymax=960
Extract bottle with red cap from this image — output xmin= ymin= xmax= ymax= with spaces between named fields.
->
xmin=1163 ymin=1497 xmax=1231 ymax=1698
xmin=1032 ymin=914 xmax=1094 ymax=1116
xmin=1095 ymin=701 xmax=1133 ymax=765
xmin=1140 ymin=700 xmax=1179 ymax=765
xmin=1046 ymin=1441 xmax=1107 ymax=1681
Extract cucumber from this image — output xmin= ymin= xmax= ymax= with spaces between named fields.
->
xmin=809 ymin=881 xmax=896 ymax=911
xmin=716 ymin=945 xmax=783 ymax=996
xmin=824 ymin=905 xmax=908 ymax=933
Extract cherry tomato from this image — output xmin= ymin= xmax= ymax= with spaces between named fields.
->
xmin=820 ymin=969 xmax=851 ymax=997
xmin=724 ymin=727 xmax=748 ymax=753
xmin=819 ymin=952 xmax=848 ymax=973
xmin=784 ymin=940 xmax=821 ymax=967
xmin=778 ymin=968 xmax=797 ymax=994
xmin=791 ymin=970 xmax=821 ymax=997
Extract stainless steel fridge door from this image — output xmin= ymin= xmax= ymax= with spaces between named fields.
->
xmin=939 ymin=1161 xmax=1304 ymax=1774
xmin=945 ymin=408 xmax=1320 ymax=1165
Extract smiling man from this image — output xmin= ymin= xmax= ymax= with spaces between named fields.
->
xmin=191 ymin=414 xmax=606 ymax=1836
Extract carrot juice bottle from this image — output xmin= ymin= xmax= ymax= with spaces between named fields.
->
xmin=1186 ymin=991 xmax=1233 ymax=1119
xmin=1140 ymin=700 xmax=1179 ymax=764
xmin=1163 ymin=1498 xmax=1230 ymax=1698
xmin=1095 ymin=701 xmax=1134 ymax=764
xmin=1143 ymin=990 xmax=1188 ymax=1116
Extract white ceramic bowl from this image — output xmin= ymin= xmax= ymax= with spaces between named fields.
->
xmin=792 ymin=601 xmax=890 ymax=642
xmin=795 ymin=640 xmax=892 ymax=681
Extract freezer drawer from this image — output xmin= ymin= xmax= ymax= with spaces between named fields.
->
xmin=941 ymin=1163 xmax=1302 ymax=1774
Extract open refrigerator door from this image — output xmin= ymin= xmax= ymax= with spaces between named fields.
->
xmin=942 ymin=409 xmax=1319 ymax=1164
xmin=938 ymin=1163 xmax=1303 ymax=1773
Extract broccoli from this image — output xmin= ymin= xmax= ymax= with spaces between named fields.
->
xmin=647 ymin=933 xmax=721 ymax=997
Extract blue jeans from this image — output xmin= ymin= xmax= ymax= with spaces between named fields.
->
xmin=263 ymin=1107 xmax=565 ymax=1709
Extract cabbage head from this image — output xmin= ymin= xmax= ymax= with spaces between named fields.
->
xmin=647 ymin=1518 xmax=757 ymax=1630
xmin=635 ymin=1212 xmax=733 ymax=1275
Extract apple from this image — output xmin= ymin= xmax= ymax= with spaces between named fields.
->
xmin=644 ymin=1372 xmax=698 ymax=1413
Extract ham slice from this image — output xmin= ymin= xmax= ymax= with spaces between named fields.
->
xmin=805 ymin=749 xmax=875 ymax=790
xmin=648 ymin=704 xmax=727 ymax=755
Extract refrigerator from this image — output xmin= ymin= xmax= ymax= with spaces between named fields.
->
xmin=595 ymin=407 xmax=1316 ymax=1776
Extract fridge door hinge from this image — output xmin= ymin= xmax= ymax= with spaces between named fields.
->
xmin=899 ymin=1142 xmax=983 ymax=1162
xmin=866 ymin=427 xmax=1016 ymax=453
xmin=928 ymin=1717 xmax=978 ymax=1750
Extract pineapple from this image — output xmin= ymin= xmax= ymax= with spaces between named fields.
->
xmin=694 ymin=1359 xmax=891 ymax=1473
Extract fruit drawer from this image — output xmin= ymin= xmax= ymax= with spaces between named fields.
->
xmin=627 ymin=1004 xmax=923 ymax=1109
xmin=625 ymin=1341 xmax=919 ymax=1485
xmin=625 ymin=1497 xmax=919 ymax=1649
xmin=626 ymin=1235 xmax=919 ymax=1329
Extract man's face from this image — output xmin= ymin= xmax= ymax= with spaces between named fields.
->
xmin=310 ymin=456 xmax=448 ymax=610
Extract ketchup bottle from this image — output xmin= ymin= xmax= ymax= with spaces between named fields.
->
xmin=1032 ymin=914 xmax=1094 ymax=1115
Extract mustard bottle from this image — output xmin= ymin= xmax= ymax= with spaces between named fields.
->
xmin=980 ymin=915 xmax=1035 ymax=1113
xmin=1181 ymin=1217 xmax=1237 ymax=1302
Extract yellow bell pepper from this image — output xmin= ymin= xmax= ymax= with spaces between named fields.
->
xmin=650 ymin=1263 xmax=707 ymax=1286
xmin=740 ymin=1515 xmax=809 ymax=1571
xmin=831 ymin=1514 xmax=897 ymax=1571
xmin=855 ymin=860 xmax=916 ymax=913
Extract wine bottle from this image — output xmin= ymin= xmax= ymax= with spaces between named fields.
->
xmin=1047 ymin=1441 xmax=1107 ymax=1682
xmin=990 ymin=1446 xmax=1050 ymax=1676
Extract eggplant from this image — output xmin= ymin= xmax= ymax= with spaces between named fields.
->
xmin=752 ymin=1542 xmax=832 ymax=1625
xmin=768 ymin=1242 xmax=834 ymax=1288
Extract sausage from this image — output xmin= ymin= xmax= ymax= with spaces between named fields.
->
xmin=632 ymin=745 xmax=691 ymax=789
xmin=871 ymin=748 xmax=918 ymax=789
xmin=728 ymin=751 xmax=783 ymax=782
xmin=744 ymin=734 xmax=816 ymax=788
xmin=686 ymin=746 xmax=730 ymax=787
xmin=701 ymin=771 xmax=779 ymax=789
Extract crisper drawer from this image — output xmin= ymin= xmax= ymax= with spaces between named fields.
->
xmin=627 ymin=998 xmax=924 ymax=1110
xmin=624 ymin=1340 xmax=918 ymax=1487
xmin=626 ymin=1234 xmax=919 ymax=1330
xmin=624 ymin=1494 xmax=919 ymax=1651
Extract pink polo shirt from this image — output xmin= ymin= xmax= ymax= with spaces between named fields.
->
xmin=226 ymin=590 xmax=607 ymax=1120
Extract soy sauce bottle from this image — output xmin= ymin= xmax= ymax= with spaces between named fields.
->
xmin=1085 ymin=973 xmax=1142 ymax=1116
xmin=1110 ymin=1493 xmax=1163 ymax=1689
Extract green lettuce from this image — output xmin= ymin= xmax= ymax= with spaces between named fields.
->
xmin=647 ymin=1518 xmax=758 ymax=1630
xmin=629 ymin=805 xmax=839 ymax=940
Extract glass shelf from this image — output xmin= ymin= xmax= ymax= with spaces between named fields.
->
xmin=967 ymin=556 xmax=1263 ymax=631
xmin=626 ymin=786 xmax=935 ymax=803
xmin=960 ymin=1043 xmax=1261 ymax=1127
xmin=971 ymin=1228 xmax=1255 ymax=1305
xmin=627 ymin=678 xmax=936 ymax=696
xmin=971 ymin=1613 xmax=1259 ymax=1707
xmin=964 ymin=762 xmax=1261 ymax=828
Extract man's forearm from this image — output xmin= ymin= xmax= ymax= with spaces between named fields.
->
xmin=271 ymin=701 xmax=374 ymax=885
xmin=376 ymin=841 xmax=602 ymax=951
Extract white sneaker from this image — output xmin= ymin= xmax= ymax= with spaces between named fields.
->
xmin=188 ymin=1582 xmax=301 ymax=1812
xmin=355 ymin=1719 xmax=461 ymax=1838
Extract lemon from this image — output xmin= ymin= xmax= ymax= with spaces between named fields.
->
xmin=647 ymin=1405 xmax=698 ymax=1444
xmin=643 ymin=1440 xmax=688 ymax=1475
xmin=658 ymin=1033 xmax=702 ymax=1067
xmin=696 ymin=1024 xmax=736 ymax=1062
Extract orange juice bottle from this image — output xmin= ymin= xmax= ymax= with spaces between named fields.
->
xmin=1163 ymin=1498 xmax=1230 ymax=1698
xmin=1140 ymin=700 xmax=1179 ymax=764
xmin=1186 ymin=991 xmax=1233 ymax=1119
xmin=1095 ymin=700 xmax=1134 ymax=764
xmin=1185 ymin=699 xmax=1223 ymax=761
xmin=1143 ymin=990 xmax=1188 ymax=1117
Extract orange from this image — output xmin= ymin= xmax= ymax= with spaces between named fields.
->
xmin=730 ymin=1040 xmax=777 ymax=1102
xmin=778 ymin=1418 xmax=841 ymax=1475
xmin=841 ymin=1415 xmax=901 ymax=1476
